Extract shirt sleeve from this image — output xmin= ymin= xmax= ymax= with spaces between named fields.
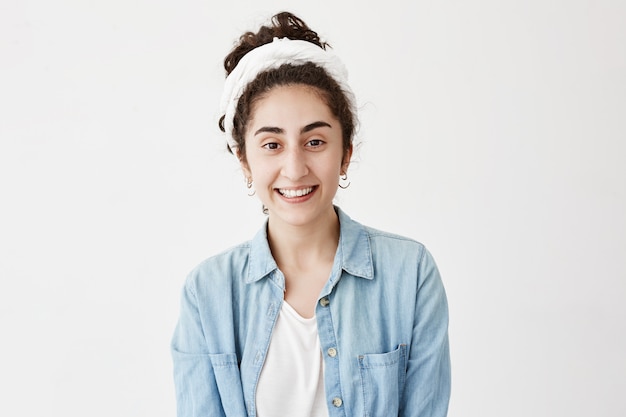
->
xmin=401 ymin=247 xmax=451 ymax=417
xmin=170 ymin=278 xmax=246 ymax=417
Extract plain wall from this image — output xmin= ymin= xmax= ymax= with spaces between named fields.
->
xmin=1 ymin=0 xmax=624 ymax=416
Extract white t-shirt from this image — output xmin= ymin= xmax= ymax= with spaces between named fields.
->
xmin=255 ymin=302 xmax=329 ymax=417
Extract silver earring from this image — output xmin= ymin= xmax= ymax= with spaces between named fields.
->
xmin=339 ymin=172 xmax=351 ymax=189
xmin=246 ymin=177 xmax=255 ymax=196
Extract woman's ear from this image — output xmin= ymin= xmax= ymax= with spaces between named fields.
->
xmin=237 ymin=149 xmax=252 ymax=178
xmin=341 ymin=144 xmax=353 ymax=173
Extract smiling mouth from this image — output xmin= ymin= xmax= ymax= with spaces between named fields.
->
xmin=277 ymin=186 xmax=316 ymax=199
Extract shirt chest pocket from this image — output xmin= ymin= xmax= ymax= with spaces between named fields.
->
xmin=358 ymin=344 xmax=407 ymax=417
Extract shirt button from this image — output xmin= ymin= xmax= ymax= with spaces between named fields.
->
xmin=327 ymin=347 xmax=337 ymax=357
xmin=332 ymin=397 xmax=343 ymax=407
xmin=319 ymin=297 xmax=330 ymax=307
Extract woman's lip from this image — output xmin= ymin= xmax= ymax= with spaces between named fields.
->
xmin=275 ymin=185 xmax=318 ymax=200
xmin=275 ymin=185 xmax=317 ymax=190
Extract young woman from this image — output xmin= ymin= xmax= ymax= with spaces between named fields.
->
xmin=171 ymin=12 xmax=451 ymax=417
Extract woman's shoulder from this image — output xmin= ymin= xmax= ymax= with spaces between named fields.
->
xmin=338 ymin=208 xmax=431 ymax=262
xmin=363 ymin=224 xmax=425 ymax=247
xmin=364 ymin=224 xmax=430 ymax=261
xmin=183 ymin=240 xmax=253 ymax=289
xmin=197 ymin=240 xmax=252 ymax=266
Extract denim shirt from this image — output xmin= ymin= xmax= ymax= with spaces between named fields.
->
xmin=171 ymin=207 xmax=450 ymax=417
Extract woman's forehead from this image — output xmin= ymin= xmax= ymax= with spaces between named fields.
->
xmin=248 ymin=85 xmax=336 ymax=126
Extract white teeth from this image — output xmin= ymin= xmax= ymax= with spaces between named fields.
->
xmin=279 ymin=187 xmax=314 ymax=198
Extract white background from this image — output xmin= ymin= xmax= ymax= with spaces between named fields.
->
xmin=1 ymin=1 xmax=625 ymax=416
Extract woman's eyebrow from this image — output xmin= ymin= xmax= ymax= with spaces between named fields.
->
xmin=301 ymin=121 xmax=331 ymax=133
xmin=254 ymin=126 xmax=284 ymax=136
xmin=254 ymin=121 xmax=332 ymax=136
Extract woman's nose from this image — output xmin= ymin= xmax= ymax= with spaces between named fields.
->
xmin=280 ymin=148 xmax=309 ymax=180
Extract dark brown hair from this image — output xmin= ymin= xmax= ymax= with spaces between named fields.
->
xmin=218 ymin=12 xmax=356 ymax=162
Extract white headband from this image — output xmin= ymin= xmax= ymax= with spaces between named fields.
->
xmin=219 ymin=37 xmax=356 ymax=152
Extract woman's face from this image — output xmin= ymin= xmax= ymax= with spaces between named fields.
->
xmin=241 ymin=84 xmax=350 ymax=230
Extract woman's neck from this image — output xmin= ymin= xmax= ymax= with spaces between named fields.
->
xmin=267 ymin=208 xmax=340 ymax=272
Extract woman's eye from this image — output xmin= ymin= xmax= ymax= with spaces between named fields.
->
xmin=262 ymin=142 xmax=280 ymax=150
xmin=307 ymin=139 xmax=324 ymax=147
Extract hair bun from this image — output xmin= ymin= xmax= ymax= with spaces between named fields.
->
xmin=224 ymin=11 xmax=327 ymax=75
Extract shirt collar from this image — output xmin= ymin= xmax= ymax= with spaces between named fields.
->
xmin=245 ymin=206 xmax=374 ymax=284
